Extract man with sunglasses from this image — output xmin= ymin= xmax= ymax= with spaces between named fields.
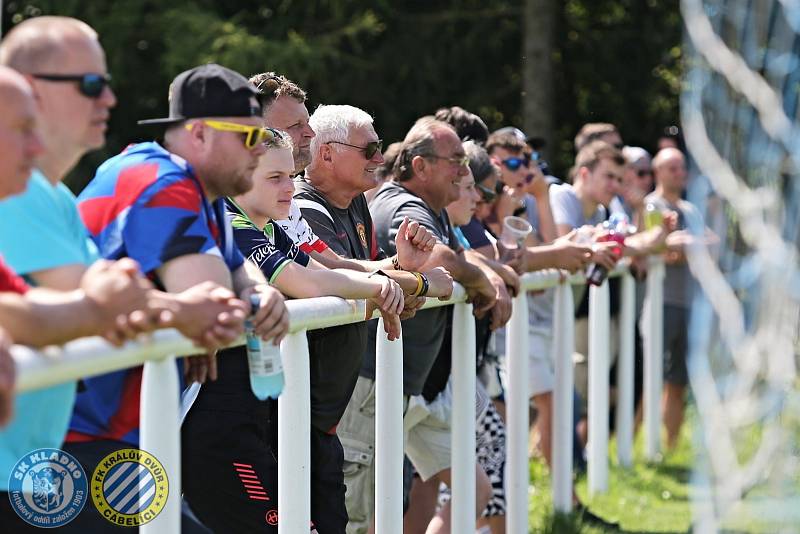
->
xmin=65 ymin=64 xmax=289 ymax=531
xmin=486 ymin=130 xmax=557 ymax=242
xmin=275 ymin=104 xmax=452 ymax=533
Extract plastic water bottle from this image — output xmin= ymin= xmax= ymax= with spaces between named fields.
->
xmin=245 ymin=295 xmax=284 ymax=400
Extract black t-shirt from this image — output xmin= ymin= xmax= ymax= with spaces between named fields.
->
xmin=365 ymin=181 xmax=460 ymax=396
xmin=294 ymin=178 xmax=385 ymax=432
xmin=459 ymin=216 xmax=492 ymax=249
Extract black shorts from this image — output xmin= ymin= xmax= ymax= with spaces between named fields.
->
xmin=663 ymin=305 xmax=690 ymax=386
xmin=59 ymin=439 xmax=211 ymax=533
xmin=182 ymin=390 xmax=347 ymax=533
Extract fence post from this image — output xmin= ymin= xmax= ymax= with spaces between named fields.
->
xmin=552 ymin=280 xmax=575 ymax=512
xmin=374 ymin=318 xmax=403 ymax=534
xmin=588 ymin=280 xmax=610 ymax=495
xmin=616 ymin=272 xmax=636 ymax=467
xmin=140 ymin=356 xmax=181 ymax=534
xmin=451 ymin=301 xmax=477 ymax=532
xmin=279 ymin=331 xmax=310 ymax=534
xmin=505 ymin=290 xmax=529 ymax=533
xmin=644 ymin=257 xmax=665 ymax=460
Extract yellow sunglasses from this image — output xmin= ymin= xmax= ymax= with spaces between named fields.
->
xmin=186 ymin=120 xmax=276 ymax=149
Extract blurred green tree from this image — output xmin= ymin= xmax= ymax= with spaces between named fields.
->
xmin=1 ymin=0 xmax=681 ymax=191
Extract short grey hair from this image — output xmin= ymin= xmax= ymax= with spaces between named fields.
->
xmin=309 ymin=104 xmax=375 ymax=159
xmin=394 ymin=119 xmax=455 ymax=182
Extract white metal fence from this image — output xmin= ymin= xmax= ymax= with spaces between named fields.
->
xmin=12 ymin=258 xmax=665 ymax=533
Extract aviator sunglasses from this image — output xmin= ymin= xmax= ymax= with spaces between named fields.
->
xmin=32 ymin=73 xmax=112 ymax=98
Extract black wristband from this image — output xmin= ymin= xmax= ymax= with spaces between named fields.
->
xmin=419 ymin=272 xmax=429 ymax=296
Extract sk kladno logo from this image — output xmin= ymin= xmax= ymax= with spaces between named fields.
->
xmin=91 ymin=448 xmax=168 ymax=527
xmin=8 ymin=448 xmax=88 ymax=528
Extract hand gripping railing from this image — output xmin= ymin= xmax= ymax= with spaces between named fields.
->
xmin=11 ymin=257 xmax=665 ymax=533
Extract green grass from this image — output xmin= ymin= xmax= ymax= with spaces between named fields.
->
xmin=527 ymin=412 xmax=800 ymax=533
xmin=529 ymin=423 xmax=694 ymax=533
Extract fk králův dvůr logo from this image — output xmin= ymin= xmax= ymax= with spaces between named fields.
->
xmin=8 ymin=447 xmax=88 ymax=528
xmin=91 ymin=448 xmax=169 ymax=527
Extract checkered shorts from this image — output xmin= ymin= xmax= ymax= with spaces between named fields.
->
xmin=439 ymin=399 xmax=507 ymax=517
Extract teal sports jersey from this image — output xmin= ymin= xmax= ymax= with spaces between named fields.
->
xmin=0 ymin=170 xmax=97 ymax=490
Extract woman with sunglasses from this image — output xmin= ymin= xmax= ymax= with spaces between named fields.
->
xmin=181 ymin=130 xmax=409 ymax=534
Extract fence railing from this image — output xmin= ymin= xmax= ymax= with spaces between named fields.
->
xmin=11 ymin=258 xmax=665 ymax=533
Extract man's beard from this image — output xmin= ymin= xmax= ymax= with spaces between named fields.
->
xmin=294 ymin=148 xmax=312 ymax=174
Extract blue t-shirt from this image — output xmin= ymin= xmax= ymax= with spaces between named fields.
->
xmin=72 ymin=142 xmax=245 ymax=446
xmin=0 ymin=170 xmax=98 ymax=490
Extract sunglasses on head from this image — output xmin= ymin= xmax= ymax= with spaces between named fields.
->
xmin=328 ymin=140 xmax=383 ymax=159
xmin=500 ymin=156 xmax=529 ymax=171
xmin=254 ymin=74 xmax=280 ymax=96
xmin=32 ymin=73 xmax=112 ymax=98
xmin=189 ymin=120 xmax=277 ymax=149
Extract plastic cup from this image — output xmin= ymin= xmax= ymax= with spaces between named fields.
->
xmin=500 ymin=215 xmax=533 ymax=249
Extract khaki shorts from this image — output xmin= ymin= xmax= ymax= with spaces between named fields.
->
xmin=337 ymin=376 xmax=452 ymax=534
xmin=573 ymin=316 xmax=619 ymax=408
xmin=499 ymin=324 xmax=555 ymax=398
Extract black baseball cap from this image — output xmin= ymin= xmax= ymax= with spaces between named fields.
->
xmin=138 ymin=63 xmax=262 ymax=126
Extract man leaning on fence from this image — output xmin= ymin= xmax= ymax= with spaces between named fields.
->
xmin=63 ymin=63 xmax=288 ymax=532
xmin=282 ymin=104 xmax=450 ymax=533
xmin=338 ymin=118 xmax=503 ymax=533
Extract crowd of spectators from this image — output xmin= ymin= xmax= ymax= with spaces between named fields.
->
xmin=0 ymin=15 xmax=703 ymax=534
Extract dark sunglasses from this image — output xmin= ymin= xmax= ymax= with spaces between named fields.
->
xmin=500 ymin=156 xmax=529 ymax=171
xmin=636 ymin=169 xmax=653 ymax=177
xmin=476 ymin=183 xmax=497 ymax=203
xmin=32 ymin=73 xmax=112 ymax=98
xmin=328 ymin=140 xmax=383 ymax=159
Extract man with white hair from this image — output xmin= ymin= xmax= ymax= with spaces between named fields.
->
xmin=286 ymin=104 xmax=454 ymax=533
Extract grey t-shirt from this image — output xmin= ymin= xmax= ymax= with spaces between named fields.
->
xmin=645 ymin=192 xmax=700 ymax=308
xmin=364 ymin=181 xmax=460 ymax=396
xmin=528 ymin=183 xmax=608 ymax=327
xmin=550 ymin=182 xmax=607 ymax=229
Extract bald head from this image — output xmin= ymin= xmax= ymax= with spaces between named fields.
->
xmin=652 ymin=147 xmax=684 ymax=170
xmin=0 ymin=16 xmax=98 ymax=72
xmin=0 ymin=66 xmax=44 ymax=198
xmin=652 ymin=147 xmax=687 ymax=195
xmin=0 ymin=17 xmax=115 ymax=182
